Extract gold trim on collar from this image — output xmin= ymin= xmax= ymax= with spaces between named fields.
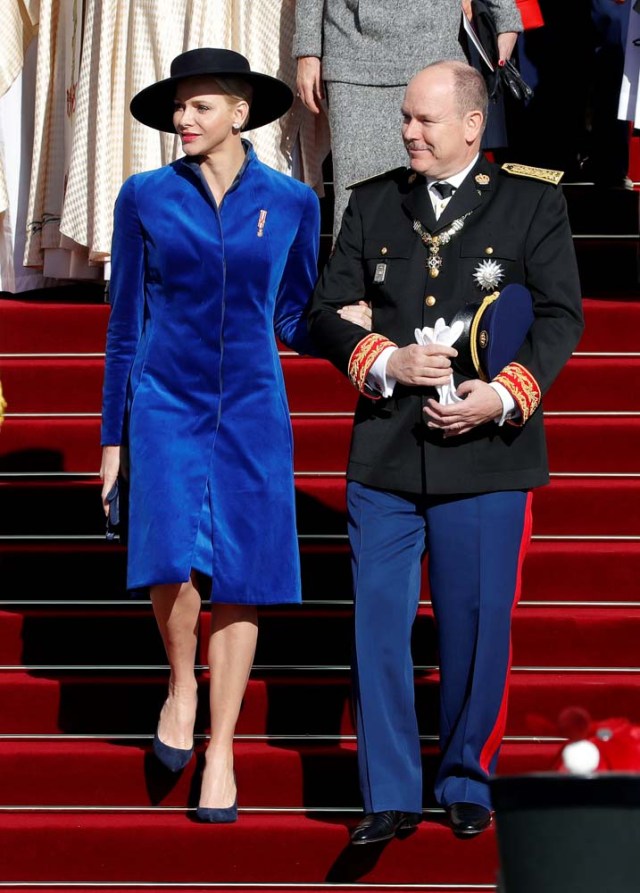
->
xmin=501 ymin=163 xmax=564 ymax=186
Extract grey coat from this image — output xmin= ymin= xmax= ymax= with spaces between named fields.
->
xmin=293 ymin=0 xmax=523 ymax=85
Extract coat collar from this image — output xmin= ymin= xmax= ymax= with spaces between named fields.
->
xmin=402 ymin=154 xmax=494 ymax=234
xmin=175 ymin=139 xmax=256 ymax=201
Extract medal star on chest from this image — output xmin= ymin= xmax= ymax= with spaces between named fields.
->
xmin=473 ymin=258 xmax=504 ymax=291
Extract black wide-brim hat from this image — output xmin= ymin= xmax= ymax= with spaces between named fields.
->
xmin=130 ymin=48 xmax=293 ymax=133
xmin=450 ymin=283 xmax=534 ymax=381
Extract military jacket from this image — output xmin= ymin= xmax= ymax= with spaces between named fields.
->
xmin=308 ymin=155 xmax=584 ymax=495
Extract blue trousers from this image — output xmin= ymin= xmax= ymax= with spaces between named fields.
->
xmin=347 ymin=481 xmax=533 ymax=813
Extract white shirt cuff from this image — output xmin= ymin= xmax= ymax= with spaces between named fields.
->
xmin=367 ymin=346 xmax=398 ymax=397
xmin=489 ymin=381 xmax=518 ymax=426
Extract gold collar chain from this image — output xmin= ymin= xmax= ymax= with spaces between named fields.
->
xmin=413 ymin=212 xmax=473 ymax=278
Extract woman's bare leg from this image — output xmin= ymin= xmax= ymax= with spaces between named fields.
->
xmin=199 ymin=604 xmax=258 ymax=808
xmin=150 ymin=575 xmax=201 ymax=748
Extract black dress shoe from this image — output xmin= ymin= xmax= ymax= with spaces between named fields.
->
xmin=351 ymin=810 xmax=422 ymax=845
xmin=446 ymin=802 xmax=492 ymax=837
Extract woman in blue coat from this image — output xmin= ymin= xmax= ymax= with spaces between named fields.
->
xmin=99 ymin=49 xmax=322 ymax=822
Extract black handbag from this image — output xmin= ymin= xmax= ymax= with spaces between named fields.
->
xmin=465 ymin=0 xmax=534 ymax=103
xmin=105 ymin=476 xmax=129 ymax=544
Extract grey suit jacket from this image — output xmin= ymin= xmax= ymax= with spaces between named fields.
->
xmin=293 ymin=0 xmax=522 ymax=85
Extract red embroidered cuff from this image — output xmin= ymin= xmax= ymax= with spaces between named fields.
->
xmin=494 ymin=362 xmax=541 ymax=425
xmin=348 ymin=334 xmax=397 ymax=397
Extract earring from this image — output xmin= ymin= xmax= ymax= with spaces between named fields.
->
xmin=232 ymin=123 xmax=241 ymax=132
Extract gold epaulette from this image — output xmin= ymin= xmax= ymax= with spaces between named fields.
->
xmin=347 ymin=166 xmax=409 ymax=190
xmin=501 ymin=163 xmax=564 ymax=186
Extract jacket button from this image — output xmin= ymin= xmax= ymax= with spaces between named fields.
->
xmin=485 ymin=246 xmax=494 ymax=255
xmin=380 ymin=246 xmax=388 ymax=255
xmin=425 ymin=295 xmax=437 ymax=307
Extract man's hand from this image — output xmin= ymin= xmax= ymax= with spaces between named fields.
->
xmin=424 ymin=379 xmax=503 ymax=436
xmin=497 ymin=31 xmax=518 ymax=62
xmin=386 ymin=343 xmax=457 ymax=388
xmin=296 ymin=56 xmax=324 ymax=114
xmin=100 ymin=445 xmax=121 ymax=516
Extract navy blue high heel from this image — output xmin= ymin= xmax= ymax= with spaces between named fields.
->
xmin=196 ymin=772 xmax=238 ymax=823
xmin=195 ymin=799 xmax=238 ymax=823
xmin=152 ymin=731 xmax=194 ymax=772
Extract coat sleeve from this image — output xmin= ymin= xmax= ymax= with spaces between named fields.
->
xmin=273 ymin=187 xmax=321 ymax=356
xmin=515 ymin=0 xmax=543 ymax=29
xmin=307 ymin=188 xmax=397 ymax=393
xmin=494 ymin=184 xmax=584 ymax=424
xmin=100 ymin=176 xmax=145 ymax=446
xmin=485 ymin=0 xmax=523 ymax=33
xmin=292 ymin=0 xmax=325 ymax=58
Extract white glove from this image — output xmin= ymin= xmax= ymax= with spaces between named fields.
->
xmin=414 ymin=317 xmax=465 ymax=405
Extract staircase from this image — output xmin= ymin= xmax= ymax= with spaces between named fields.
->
xmin=0 ymin=180 xmax=639 ymax=893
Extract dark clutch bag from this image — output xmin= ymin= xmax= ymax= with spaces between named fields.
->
xmin=105 ymin=477 xmax=129 ymax=544
xmin=467 ymin=0 xmax=534 ymax=103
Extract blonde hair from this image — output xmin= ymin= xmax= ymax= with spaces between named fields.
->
xmin=213 ymin=77 xmax=253 ymax=130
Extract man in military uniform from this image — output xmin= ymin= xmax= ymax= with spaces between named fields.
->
xmin=307 ymin=60 xmax=583 ymax=842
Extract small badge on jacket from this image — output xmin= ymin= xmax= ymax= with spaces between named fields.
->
xmin=374 ymin=263 xmax=387 ymax=283
xmin=257 ymin=209 xmax=268 ymax=237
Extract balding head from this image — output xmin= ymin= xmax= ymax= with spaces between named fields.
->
xmin=418 ymin=61 xmax=489 ymax=123
xmin=401 ymin=61 xmax=488 ymax=178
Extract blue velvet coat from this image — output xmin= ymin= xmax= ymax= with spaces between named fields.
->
xmin=101 ymin=145 xmax=320 ymax=602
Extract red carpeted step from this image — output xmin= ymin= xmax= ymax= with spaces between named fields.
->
xmin=0 ymin=357 xmax=355 ymax=414
xmin=1 ymin=606 xmax=640 ymax=670
xmin=2 ymin=354 xmax=640 ymax=415
xmin=2 ymin=476 xmax=639 ymax=537
xmin=2 ymin=296 xmax=640 ymax=353
xmin=574 ymin=240 xmax=640 ymax=294
xmin=0 ymin=739 xmax=558 ymax=808
xmin=0 ymin=301 xmax=110 ymax=354
xmin=545 ymin=417 xmax=640 ymax=472
xmin=0 ymin=670 xmax=637 ymax=737
xmin=2 ymin=540 xmax=637 ymax=603
xmin=0 ymin=542 xmax=128 ymax=600
xmin=0 ymin=811 xmax=498 ymax=885
xmin=2 ymin=416 xmax=639 ymax=474
xmin=292 ymin=476 xmax=640 ymax=537
xmin=290 ymin=416 xmax=640 ymax=474
xmin=545 ymin=357 xmax=640 ymax=411
xmin=302 ymin=540 xmax=640 ymax=605
xmin=0 ymin=359 xmax=106 ymax=414
xmin=521 ymin=541 xmax=640 ymax=603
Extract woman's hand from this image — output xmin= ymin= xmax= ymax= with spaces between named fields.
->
xmin=497 ymin=31 xmax=518 ymax=62
xmin=100 ymin=445 xmax=121 ymax=516
xmin=296 ymin=56 xmax=325 ymax=114
xmin=338 ymin=300 xmax=373 ymax=331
